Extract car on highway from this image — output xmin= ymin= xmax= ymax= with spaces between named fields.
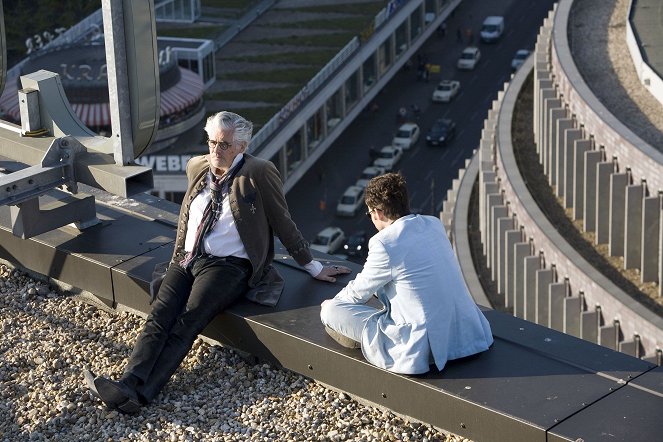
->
xmin=373 ymin=145 xmax=403 ymax=172
xmin=356 ymin=165 xmax=386 ymax=189
xmin=310 ymin=226 xmax=346 ymax=255
xmin=391 ymin=123 xmax=420 ymax=150
xmin=343 ymin=230 xmax=368 ymax=259
xmin=432 ymin=80 xmax=460 ymax=103
xmin=457 ymin=46 xmax=481 ymax=70
xmin=336 ymin=185 xmax=365 ymax=217
xmin=511 ymin=49 xmax=530 ymax=71
xmin=425 ymin=118 xmax=457 ymax=146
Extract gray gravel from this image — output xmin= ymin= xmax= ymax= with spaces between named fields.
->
xmin=0 ymin=264 xmax=468 ymax=442
xmin=570 ymin=0 xmax=663 ymax=149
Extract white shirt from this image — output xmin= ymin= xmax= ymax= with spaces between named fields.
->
xmin=184 ymin=154 xmax=249 ymax=260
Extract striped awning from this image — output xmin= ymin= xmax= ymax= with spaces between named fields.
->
xmin=0 ymin=67 xmax=203 ymax=127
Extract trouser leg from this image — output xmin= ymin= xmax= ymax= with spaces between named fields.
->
xmin=123 ymin=263 xmax=193 ymax=384
xmin=320 ymin=297 xmax=379 ymax=343
xmin=136 ymin=256 xmax=250 ymax=402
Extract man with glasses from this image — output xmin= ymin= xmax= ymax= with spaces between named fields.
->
xmin=320 ymin=173 xmax=493 ymax=374
xmin=85 ymin=111 xmax=350 ymax=413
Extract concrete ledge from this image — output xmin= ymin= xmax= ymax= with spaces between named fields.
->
xmin=494 ymin=54 xmax=663 ymax=357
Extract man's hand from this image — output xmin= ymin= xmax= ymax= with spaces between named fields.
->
xmin=314 ymin=265 xmax=352 ymax=283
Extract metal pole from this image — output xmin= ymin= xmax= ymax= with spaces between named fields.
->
xmin=102 ymin=0 xmax=134 ymax=166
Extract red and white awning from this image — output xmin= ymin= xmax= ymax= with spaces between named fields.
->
xmin=0 ymin=67 xmax=203 ymax=127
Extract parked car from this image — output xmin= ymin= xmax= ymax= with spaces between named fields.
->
xmin=336 ymin=185 xmax=365 ymax=217
xmin=457 ymin=46 xmax=481 ymax=70
xmin=480 ymin=16 xmax=505 ymax=43
xmin=426 ymin=118 xmax=456 ymax=146
xmin=343 ymin=230 xmax=368 ymax=259
xmin=356 ymin=165 xmax=386 ymax=189
xmin=373 ymin=145 xmax=403 ymax=172
xmin=391 ymin=123 xmax=420 ymax=150
xmin=310 ymin=226 xmax=346 ymax=255
xmin=432 ymin=80 xmax=460 ymax=103
xmin=511 ymin=49 xmax=530 ymax=71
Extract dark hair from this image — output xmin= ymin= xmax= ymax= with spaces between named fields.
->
xmin=365 ymin=173 xmax=410 ymax=220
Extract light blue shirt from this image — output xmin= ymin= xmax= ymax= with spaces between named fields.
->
xmin=334 ymin=214 xmax=493 ymax=374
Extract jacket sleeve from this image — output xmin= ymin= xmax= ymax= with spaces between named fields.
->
xmin=334 ymin=236 xmax=392 ymax=304
xmin=259 ymin=161 xmax=313 ymax=266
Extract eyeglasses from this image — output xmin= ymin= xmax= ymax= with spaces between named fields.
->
xmin=207 ymin=139 xmax=233 ymax=150
xmin=365 ymin=208 xmax=374 ymax=218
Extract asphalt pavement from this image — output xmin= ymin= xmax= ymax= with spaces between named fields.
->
xmin=286 ymin=0 xmax=557 ymax=263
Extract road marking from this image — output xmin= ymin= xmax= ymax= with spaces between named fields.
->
xmin=438 ymin=148 xmax=450 ymax=162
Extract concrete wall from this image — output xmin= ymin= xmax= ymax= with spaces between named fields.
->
xmin=443 ymin=2 xmax=663 ymax=362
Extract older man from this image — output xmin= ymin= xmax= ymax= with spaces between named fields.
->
xmin=85 ymin=111 xmax=350 ymax=413
xmin=320 ymin=173 xmax=492 ymax=374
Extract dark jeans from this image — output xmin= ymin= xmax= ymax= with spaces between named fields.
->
xmin=123 ymin=254 xmax=251 ymax=402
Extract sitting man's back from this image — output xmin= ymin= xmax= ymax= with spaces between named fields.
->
xmin=320 ymin=173 xmax=493 ymax=374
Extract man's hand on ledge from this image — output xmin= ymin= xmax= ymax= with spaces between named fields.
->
xmin=314 ymin=265 xmax=352 ymax=283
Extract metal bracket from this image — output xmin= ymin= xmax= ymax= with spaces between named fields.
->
xmin=0 ymin=136 xmax=85 ymax=206
xmin=0 ymin=136 xmax=100 ymax=238
xmin=10 ymin=192 xmax=99 ymax=239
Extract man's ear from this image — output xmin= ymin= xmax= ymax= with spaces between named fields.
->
xmin=375 ymin=208 xmax=388 ymax=222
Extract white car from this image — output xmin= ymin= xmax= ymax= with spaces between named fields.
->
xmin=457 ymin=47 xmax=481 ymax=70
xmin=356 ymin=165 xmax=386 ymax=189
xmin=373 ymin=145 xmax=403 ymax=172
xmin=432 ymin=80 xmax=460 ymax=103
xmin=511 ymin=49 xmax=530 ymax=71
xmin=391 ymin=123 xmax=420 ymax=150
xmin=480 ymin=16 xmax=505 ymax=43
xmin=336 ymin=185 xmax=365 ymax=217
xmin=310 ymin=226 xmax=346 ymax=255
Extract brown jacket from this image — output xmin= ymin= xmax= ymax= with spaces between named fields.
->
xmin=171 ymin=153 xmax=313 ymax=306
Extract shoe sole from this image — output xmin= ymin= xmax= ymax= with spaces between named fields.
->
xmin=325 ymin=326 xmax=361 ymax=349
xmin=94 ymin=377 xmax=141 ymax=414
xmin=83 ymin=369 xmax=101 ymax=399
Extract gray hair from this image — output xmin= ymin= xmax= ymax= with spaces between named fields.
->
xmin=204 ymin=111 xmax=253 ymax=149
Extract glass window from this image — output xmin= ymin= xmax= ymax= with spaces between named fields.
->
xmin=325 ymin=90 xmax=344 ymax=131
xmin=425 ymin=0 xmax=437 ymax=26
xmin=306 ymin=108 xmax=325 ymax=154
xmin=270 ymin=152 xmax=285 ymax=179
xmin=362 ymin=53 xmax=377 ymax=91
xmin=344 ymin=70 xmax=360 ymax=111
xmin=379 ymin=38 xmax=392 ymax=75
xmin=395 ymin=23 xmax=408 ymax=57
xmin=285 ymin=130 xmax=304 ymax=177
xmin=410 ymin=6 xmax=423 ymax=40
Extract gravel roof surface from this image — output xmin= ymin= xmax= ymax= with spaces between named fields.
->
xmin=570 ymin=0 xmax=663 ymax=149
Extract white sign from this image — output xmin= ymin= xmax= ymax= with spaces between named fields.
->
xmin=136 ymin=155 xmax=193 ymax=173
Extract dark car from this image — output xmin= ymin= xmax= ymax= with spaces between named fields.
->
xmin=343 ymin=230 xmax=368 ymax=259
xmin=425 ymin=118 xmax=456 ymax=146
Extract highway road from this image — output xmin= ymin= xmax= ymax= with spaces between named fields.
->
xmin=286 ymin=0 xmax=556 ymax=262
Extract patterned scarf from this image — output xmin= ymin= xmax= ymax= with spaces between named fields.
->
xmin=179 ymin=157 xmax=245 ymax=269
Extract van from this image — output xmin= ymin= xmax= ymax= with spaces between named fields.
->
xmin=480 ymin=16 xmax=504 ymax=43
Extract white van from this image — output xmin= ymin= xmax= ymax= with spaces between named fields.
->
xmin=480 ymin=16 xmax=504 ymax=43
